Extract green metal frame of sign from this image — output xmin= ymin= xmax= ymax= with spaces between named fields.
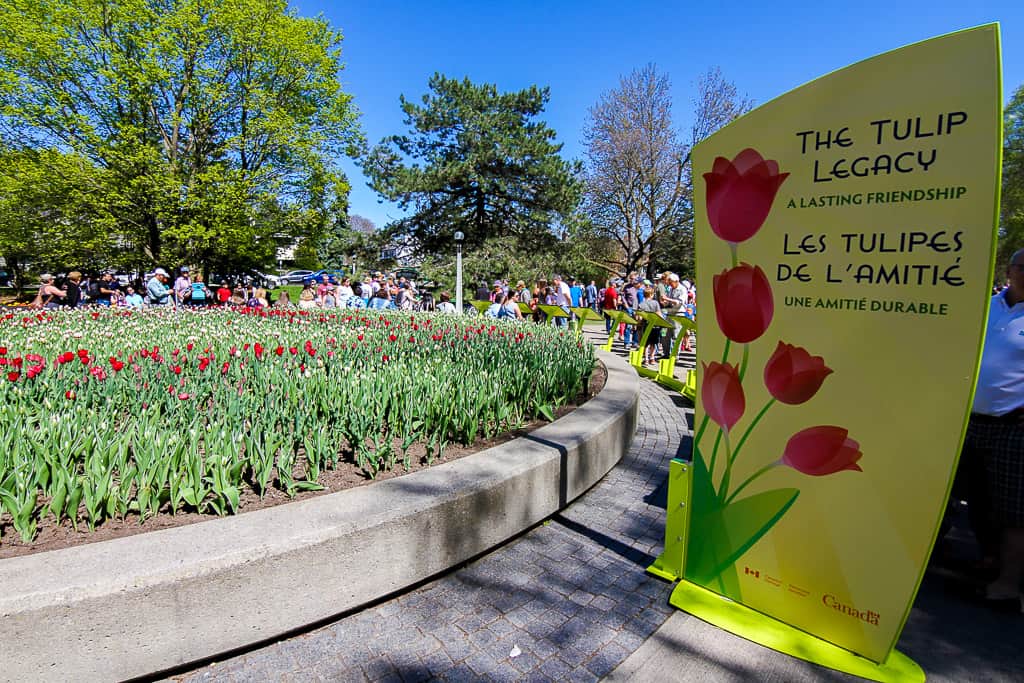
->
xmin=616 ymin=311 xmax=698 ymax=400
xmin=628 ymin=311 xmax=675 ymax=380
xmin=601 ymin=310 xmax=637 ymax=351
xmin=537 ymin=304 xmax=571 ymax=325
xmin=647 ymin=458 xmax=692 ymax=581
xmin=668 ymin=580 xmax=924 ymax=682
xmin=570 ymin=306 xmax=604 ymax=337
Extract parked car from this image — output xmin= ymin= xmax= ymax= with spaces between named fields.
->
xmin=305 ymin=269 xmax=348 ymax=285
xmin=209 ymin=270 xmax=279 ymax=290
xmin=253 ymin=271 xmax=280 ymax=289
xmin=280 ymin=269 xmax=315 ymax=284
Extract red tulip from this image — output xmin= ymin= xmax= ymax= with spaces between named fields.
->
xmin=0 ymin=346 xmax=6 ymax=355
xmin=713 ymin=263 xmax=773 ymax=343
xmin=7 ymin=371 xmax=19 ymax=382
xmin=704 ymin=148 xmax=789 ymax=244
xmin=701 ymin=361 xmax=745 ymax=431
xmin=763 ymin=342 xmax=832 ymax=405
xmin=780 ymin=426 xmax=862 ymax=476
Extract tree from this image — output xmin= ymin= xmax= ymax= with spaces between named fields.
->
xmin=317 ymin=213 xmax=379 ymax=271
xmin=363 ymin=74 xmax=581 ymax=256
xmin=0 ymin=0 xmax=362 ymax=270
xmin=0 ymin=147 xmax=113 ymax=287
xmin=999 ymin=83 xmax=1024 ymax=266
xmin=579 ymin=64 xmax=689 ymax=277
xmin=579 ymin=65 xmax=751 ymax=279
xmin=649 ymin=67 xmax=753 ymax=278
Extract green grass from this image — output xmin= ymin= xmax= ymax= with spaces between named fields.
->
xmin=277 ymin=284 xmax=303 ymax=301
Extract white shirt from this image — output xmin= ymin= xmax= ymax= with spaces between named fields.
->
xmin=557 ymin=280 xmax=571 ymax=307
xmin=973 ymin=291 xmax=1024 ymax=416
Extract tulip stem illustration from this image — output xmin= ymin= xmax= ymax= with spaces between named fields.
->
xmin=718 ymin=398 xmax=776 ymax=501
xmin=695 ymin=415 xmax=710 ymax=450
xmin=716 ymin=430 xmax=733 ymax=497
xmin=731 ymin=398 xmax=776 ymax=468
xmin=738 ymin=343 xmax=750 ymax=383
xmin=729 ymin=243 xmax=738 ymax=268
xmin=723 ymin=462 xmax=781 ymax=506
xmin=708 ymin=428 xmax=724 ymax=481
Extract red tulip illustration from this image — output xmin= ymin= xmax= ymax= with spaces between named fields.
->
xmin=704 ymin=148 xmax=789 ymax=244
xmin=701 ymin=361 xmax=745 ymax=431
xmin=713 ymin=263 xmax=774 ymax=343
xmin=780 ymin=426 xmax=862 ymax=476
xmin=763 ymin=342 xmax=833 ymax=405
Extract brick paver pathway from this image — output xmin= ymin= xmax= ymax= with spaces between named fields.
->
xmin=175 ymin=366 xmax=691 ymax=682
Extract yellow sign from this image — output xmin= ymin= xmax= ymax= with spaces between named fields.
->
xmin=688 ymin=25 xmax=1001 ymax=663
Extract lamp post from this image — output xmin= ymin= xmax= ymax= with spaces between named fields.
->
xmin=454 ymin=231 xmax=465 ymax=314
xmin=350 ymin=253 xmax=357 ymax=280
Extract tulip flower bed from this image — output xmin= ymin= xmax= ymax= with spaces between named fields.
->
xmin=0 ymin=308 xmax=596 ymax=545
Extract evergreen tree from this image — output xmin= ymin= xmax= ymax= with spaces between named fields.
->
xmin=363 ymin=74 xmax=580 ymax=256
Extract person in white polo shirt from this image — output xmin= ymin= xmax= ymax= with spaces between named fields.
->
xmin=967 ymin=248 xmax=1024 ymax=610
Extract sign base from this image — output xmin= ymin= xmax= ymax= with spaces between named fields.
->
xmin=668 ymin=579 xmax=925 ymax=683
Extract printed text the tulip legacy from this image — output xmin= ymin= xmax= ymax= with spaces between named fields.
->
xmin=795 ymin=111 xmax=969 ymax=183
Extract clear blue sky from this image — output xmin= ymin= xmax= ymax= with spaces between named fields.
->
xmin=292 ymin=0 xmax=1024 ymax=230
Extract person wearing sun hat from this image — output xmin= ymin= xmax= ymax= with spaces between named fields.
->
xmin=173 ymin=266 xmax=192 ymax=306
xmin=660 ymin=273 xmax=687 ymax=359
xmin=146 ymin=268 xmax=172 ymax=306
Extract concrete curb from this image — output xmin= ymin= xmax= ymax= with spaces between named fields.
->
xmin=0 ymin=350 xmax=639 ymax=682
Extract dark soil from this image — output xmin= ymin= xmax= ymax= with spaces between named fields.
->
xmin=0 ymin=363 xmax=606 ymax=559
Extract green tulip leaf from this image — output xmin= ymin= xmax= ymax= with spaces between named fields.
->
xmin=690 ymin=446 xmax=722 ymax=520
xmin=686 ymin=487 xmax=799 ymax=586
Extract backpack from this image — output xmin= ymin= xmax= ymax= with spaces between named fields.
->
xmin=190 ymin=282 xmax=206 ymax=301
xmin=247 ymin=296 xmax=259 ymax=308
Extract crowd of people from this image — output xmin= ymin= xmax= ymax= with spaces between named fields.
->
xmin=25 ymin=267 xmax=699 ymax=363
xmin=469 ymin=272 xmax=697 ymax=365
